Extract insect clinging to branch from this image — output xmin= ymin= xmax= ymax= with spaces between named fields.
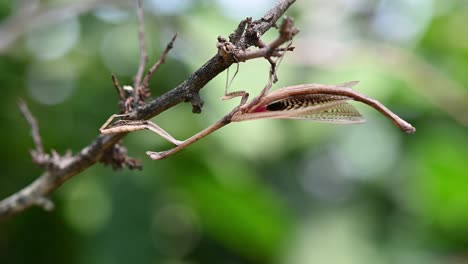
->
xmin=100 ymin=16 xmax=415 ymax=160
xmin=100 ymin=57 xmax=415 ymax=160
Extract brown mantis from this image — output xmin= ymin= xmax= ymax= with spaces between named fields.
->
xmin=100 ymin=66 xmax=416 ymax=160
xmin=98 ymin=12 xmax=416 ymax=161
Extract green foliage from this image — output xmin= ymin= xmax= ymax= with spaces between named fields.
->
xmin=1 ymin=1 xmax=468 ymax=264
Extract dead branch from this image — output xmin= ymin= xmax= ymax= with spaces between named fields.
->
xmin=133 ymin=0 xmax=147 ymax=107
xmin=140 ymin=33 xmax=178 ymax=100
xmin=99 ymin=141 xmax=142 ymax=170
xmin=0 ymin=0 xmax=297 ymax=221
xmin=17 ymin=99 xmax=44 ymax=157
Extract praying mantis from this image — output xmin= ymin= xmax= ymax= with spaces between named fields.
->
xmin=100 ymin=66 xmax=416 ymax=160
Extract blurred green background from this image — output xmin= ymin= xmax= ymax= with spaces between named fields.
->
xmin=1 ymin=0 xmax=468 ymax=263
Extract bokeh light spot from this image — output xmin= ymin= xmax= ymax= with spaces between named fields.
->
xmin=218 ymin=0 xmax=274 ymax=20
xmin=146 ymin=0 xmax=191 ymax=15
xmin=335 ymin=116 xmax=401 ymax=179
xmin=372 ymin=0 xmax=433 ymax=44
xmin=26 ymin=59 xmax=76 ymax=105
xmin=100 ymin=24 xmax=142 ymax=76
xmin=152 ymin=202 xmax=200 ymax=258
xmin=94 ymin=5 xmax=130 ymax=23
xmin=62 ymin=177 xmax=112 ymax=235
xmin=26 ymin=17 xmax=80 ymax=60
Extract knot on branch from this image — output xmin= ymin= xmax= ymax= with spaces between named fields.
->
xmin=99 ymin=141 xmax=142 ymax=170
xmin=34 ymin=197 xmax=55 ymax=211
xmin=244 ymin=19 xmax=261 ymax=46
xmin=32 ymin=149 xmax=74 ymax=171
xmin=185 ymin=91 xmax=204 ymax=113
xmin=112 ymin=75 xmax=141 ymax=113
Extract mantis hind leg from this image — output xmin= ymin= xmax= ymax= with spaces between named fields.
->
xmin=220 ymin=91 xmax=250 ymax=106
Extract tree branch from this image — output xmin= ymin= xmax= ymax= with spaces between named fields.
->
xmin=133 ymin=0 xmax=147 ymax=106
xmin=0 ymin=0 xmax=297 ymax=221
xmin=142 ymin=33 xmax=178 ymax=91
xmin=17 ymin=99 xmax=44 ymax=156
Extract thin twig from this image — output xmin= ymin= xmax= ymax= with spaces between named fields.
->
xmin=133 ymin=0 xmax=147 ymax=104
xmin=0 ymin=0 xmax=297 ymax=221
xmin=18 ymin=99 xmax=44 ymax=155
xmin=112 ymin=74 xmax=124 ymax=101
xmin=141 ymin=33 xmax=178 ymax=89
xmin=229 ymin=17 xmax=250 ymax=44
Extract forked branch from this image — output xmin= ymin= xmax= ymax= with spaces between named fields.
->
xmin=133 ymin=0 xmax=148 ymax=106
xmin=217 ymin=16 xmax=298 ymax=63
xmin=140 ymin=33 xmax=178 ymax=98
xmin=0 ymin=0 xmax=297 ymax=221
xmin=17 ymin=99 xmax=44 ymax=158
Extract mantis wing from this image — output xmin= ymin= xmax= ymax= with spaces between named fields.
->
xmin=285 ymin=102 xmax=365 ymax=124
xmin=232 ymin=93 xmax=364 ymax=124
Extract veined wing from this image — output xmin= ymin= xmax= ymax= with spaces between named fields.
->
xmin=285 ymin=102 xmax=365 ymax=124
xmin=264 ymin=94 xmax=351 ymax=111
xmin=232 ymin=94 xmax=358 ymax=122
